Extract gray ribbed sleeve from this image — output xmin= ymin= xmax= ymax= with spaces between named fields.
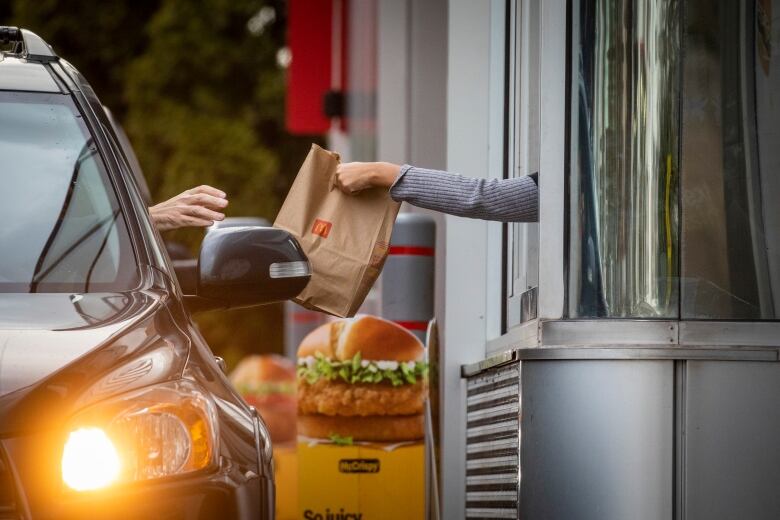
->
xmin=389 ymin=165 xmax=538 ymax=223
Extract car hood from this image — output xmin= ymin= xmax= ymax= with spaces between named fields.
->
xmin=0 ymin=290 xmax=189 ymax=435
xmin=0 ymin=292 xmax=143 ymax=331
xmin=0 ymin=292 xmax=158 ymax=398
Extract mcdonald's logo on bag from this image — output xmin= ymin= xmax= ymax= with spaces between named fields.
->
xmin=312 ymin=219 xmax=333 ymax=238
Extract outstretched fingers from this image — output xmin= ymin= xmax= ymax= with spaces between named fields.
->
xmin=184 ymin=192 xmax=229 ymax=210
xmin=182 ymin=204 xmax=225 ymax=222
xmin=186 ymin=184 xmax=227 ymax=199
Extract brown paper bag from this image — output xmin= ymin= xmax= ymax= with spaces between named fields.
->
xmin=274 ymin=144 xmax=401 ymax=317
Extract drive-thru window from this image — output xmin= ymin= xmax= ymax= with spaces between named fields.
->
xmin=306 ymin=0 xmax=780 ymax=518
xmin=458 ymin=0 xmax=780 ymax=519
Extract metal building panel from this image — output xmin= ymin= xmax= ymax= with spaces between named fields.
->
xmin=684 ymin=361 xmax=780 ymax=520
xmin=539 ymin=319 xmax=678 ymax=346
xmin=465 ymin=363 xmax=521 ymax=519
xmin=520 ymin=360 xmax=673 ymax=519
xmin=679 ymin=321 xmax=780 ymax=346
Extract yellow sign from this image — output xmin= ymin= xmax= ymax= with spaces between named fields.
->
xmin=275 ymin=445 xmax=299 ymax=520
xmin=298 ymin=441 xmax=424 ymax=519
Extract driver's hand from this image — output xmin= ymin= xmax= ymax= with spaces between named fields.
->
xmin=149 ymin=185 xmax=228 ymax=231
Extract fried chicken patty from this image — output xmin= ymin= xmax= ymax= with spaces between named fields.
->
xmin=297 ymin=378 xmax=427 ymax=417
xmin=298 ymin=413 xmax=424 ymax=442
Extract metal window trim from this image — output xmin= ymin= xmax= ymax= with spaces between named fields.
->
xmin=486 ymin=316 xmax=780 ymax=368
xmin=463 ymin=346 xmax=778 ymax=377
xmin=537 ymin=0 xmax=568 ymax=320
xmin=486 ymin=0 xmax=509 ymax=342
xmin=486 ymin=317 xmax=539 ymax=354
xmin=540 ymin=319 xmax=780 ymax=347
xmin=679 ymin=321 xmax=780 ymax=346
xmin=468 ymin=318 xmax=780 ymax=376
xmin=536 ymin=319 xmax=780 ymax=347
xmin=49 ymin=60 xmax=155 ymax=276
xmin=540 ymin=319 xmax=679 ymax=346
xmin=506 ymin=0 xmax=542 ymax=331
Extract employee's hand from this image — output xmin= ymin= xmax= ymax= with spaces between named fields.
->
xmin=149 ymin=185 xmax=228 ymax=231
xmin=334 ymin=162 xmax=400 ymax=194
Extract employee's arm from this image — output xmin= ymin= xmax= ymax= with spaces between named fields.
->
xmin=335 ymin=162 xmax=538 ymax=223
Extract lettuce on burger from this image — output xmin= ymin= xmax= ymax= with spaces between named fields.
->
xmin=296 ymin=315 xmax=428 ymax=442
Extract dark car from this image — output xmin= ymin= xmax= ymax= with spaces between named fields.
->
xmin=0 ymin=28 xmax=310 ymax=519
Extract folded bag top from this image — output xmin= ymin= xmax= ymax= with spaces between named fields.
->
xmin=274 ymin=144 xmax=400 ymax=317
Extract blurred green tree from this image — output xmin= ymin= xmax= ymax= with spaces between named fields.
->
xmin=10 ymin=0 xmax=160 ymax=119
xmin=7 ymin=0 xmax=320 ymax=368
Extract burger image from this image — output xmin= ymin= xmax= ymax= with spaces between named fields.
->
xmin=230 ymin=354 xmax=297 ymax=444
xmin=296 ymin=315 xmax=428 ymax=443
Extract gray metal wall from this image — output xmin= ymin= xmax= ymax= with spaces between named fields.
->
xmin=462 ymin=356 xmax=780 ymax=519
xmin=684 ymin=361 xmax=780 ymax=519
xmin=520 ymin=361 xmax=673 ymax=519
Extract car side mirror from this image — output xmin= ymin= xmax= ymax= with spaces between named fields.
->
xmin=185 ymin=227 xmax=310 ymax=312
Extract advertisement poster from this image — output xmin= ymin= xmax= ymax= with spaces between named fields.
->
xmin=231 ymin=315 xmax=427 ymax=519
xmin=296 ymin=315 xmax=427 ymax=520
xmin=230 ymin=354 xmax=299 ymax=519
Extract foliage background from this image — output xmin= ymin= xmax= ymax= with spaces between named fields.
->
xmin=1 ymin=0 xmax=322 ymax=368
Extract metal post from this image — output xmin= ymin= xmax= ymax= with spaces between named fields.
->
xmin=382 ymin=213 xmax=436 ymax=343
xmin=283 ymin=301 xmax=327 ymax=359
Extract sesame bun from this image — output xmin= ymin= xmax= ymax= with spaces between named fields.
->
xmin=230 ymin=355 xmax=297 ymax=444
xmin=230 ymin=354 xmax=296 ymax=384
xmin=297 ymin=316 xmax=423 ymax=361
xmin=296 ymin=322 xmax=335 ymax=359
xmin=297 ymin=413 xmax=423 ymax=443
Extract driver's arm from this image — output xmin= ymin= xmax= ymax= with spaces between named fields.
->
xmin=149 ymin=185 xmax=228 ymax=231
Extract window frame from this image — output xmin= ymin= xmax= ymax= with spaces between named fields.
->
xmin=503 ymin=0 xmax=542 ymax=332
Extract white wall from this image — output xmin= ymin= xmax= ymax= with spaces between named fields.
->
xmin=377 ymin=0 xmax=449 ymax=335
xmin=377 ymin=0 xmax=410 ymax=164
xmin=442 ymin=1 xmax=495 ymax=517
xmin=377 ymin=0 xmax=448 ymax=168
xmin=374 ymin=1 xmax=568 ymax=516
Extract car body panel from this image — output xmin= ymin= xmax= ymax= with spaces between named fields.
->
xmin=0 ymin=57 xmax=60 ymax=93
xmin=0 ymin=292 xmax=148 ymax=332
xmin=0 ymin=288 xmax=185 ymax=435
xmin=0 ymin=315 xmax=132 ymax=397
xmin=0 ymin=38 xmax=275 ymax=519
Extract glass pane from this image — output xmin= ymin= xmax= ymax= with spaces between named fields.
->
xmin=0 ymin=92 xmax=139 ymax=293
xmin=570 ymin=0 xmax=681 ymax=317
xmin=681 ymin=0 xmax=780 ymax=319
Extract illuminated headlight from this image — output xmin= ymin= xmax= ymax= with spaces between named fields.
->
xmin=61 ymin=380 xmax=218 ymax=492
xmin=62 ymin=428 xmax=121 ymax=491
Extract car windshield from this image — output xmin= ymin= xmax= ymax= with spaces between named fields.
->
xmin=0 ymin=91 xmax=140 ymax=293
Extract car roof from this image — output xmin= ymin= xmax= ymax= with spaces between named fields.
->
xmin=0 ymin=27 xmax=63 ymax=93
xmin=0 ymin=55 xmax=61 ymax=93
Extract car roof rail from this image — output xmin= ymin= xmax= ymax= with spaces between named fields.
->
xmin=0 ymin=26 xmax=58 ymax=63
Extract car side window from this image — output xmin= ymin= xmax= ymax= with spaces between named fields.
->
xmin=0 ymin=91 xmax=140 ymax=293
